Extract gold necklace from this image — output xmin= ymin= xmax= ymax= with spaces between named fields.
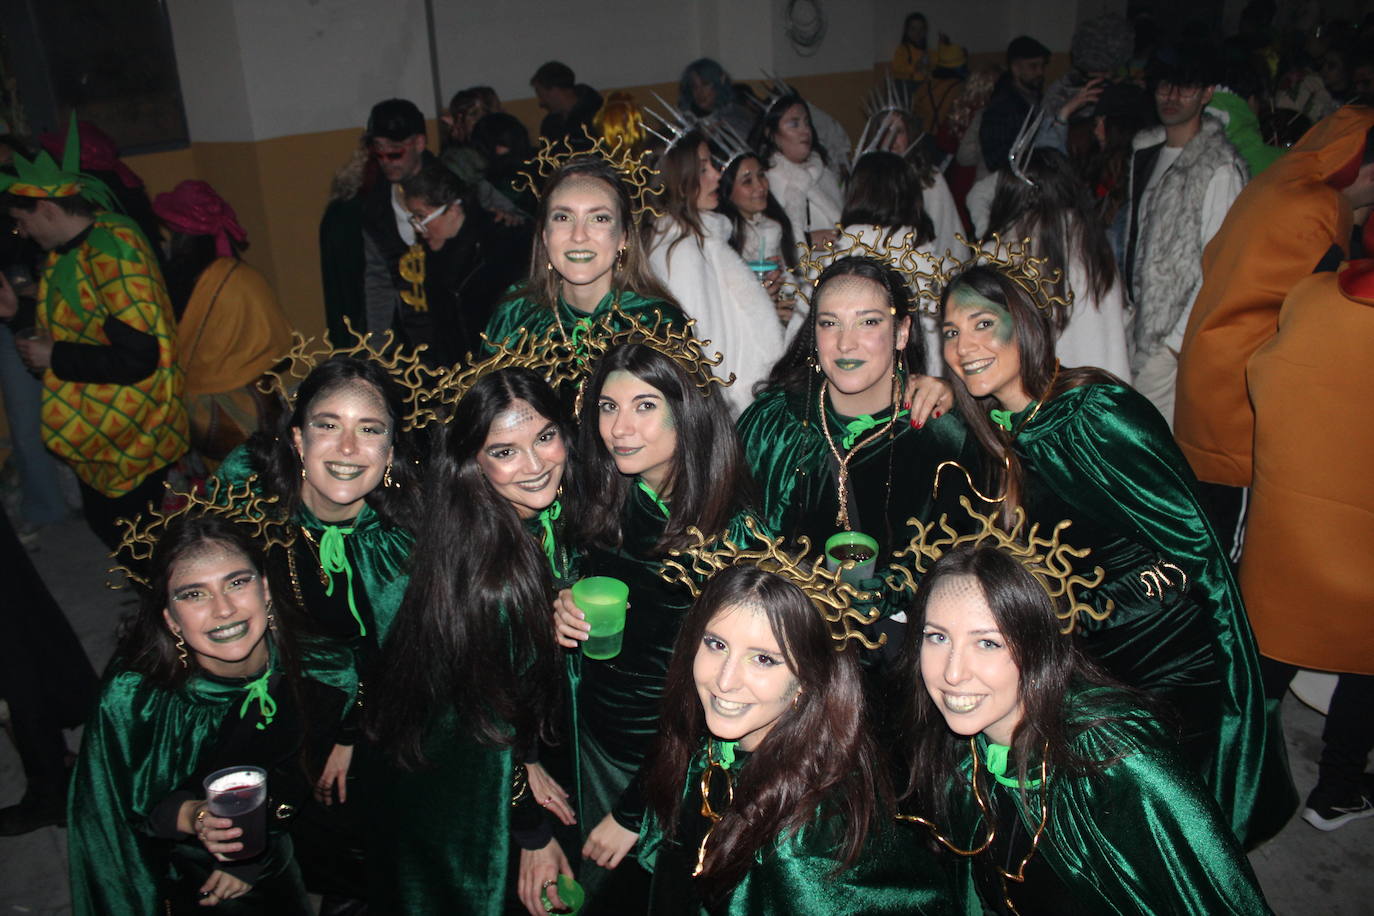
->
xmin=693 ymin=741 xmax=734 ymax=877
xmin=897 ymin=738 xmax=1051 ymax=916
xmin=285 ymin=525 xmax=329 ymax=613
xmin=817 ymin=380 xmax=899 ymax=530
xmin=554 ymin=289 xmax=618 ymax=347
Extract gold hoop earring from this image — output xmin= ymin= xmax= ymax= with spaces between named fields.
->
xmin=383 ymin=460 xmax=395 ymax=489
xmin=546 ymin=261 xmax=554 ymax=273
xmin=614 ymin=247 xmax=626 ymax=271
xmin=300 ymin=463 xmax=307 ymax=482
xmin=174 ymin=630 xmax=188 ymax=668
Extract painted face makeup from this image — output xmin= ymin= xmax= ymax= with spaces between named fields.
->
xmin=774 ymin=103 xmax=813 ymax=164
xmin=815 ymin=275 xmax=910 ymax=416
xmin=292 ymin=382 xmax=395 ymax=523
xmin=920 ymin=575 xmax=1023 ymax=746
xmin=693 ymin=602 xmax=800 ymax=751
xmin=163 ymin=543 xmax=271 ymax=678
xmin=475 ymin=399 xmax=567 ymax=519
xmin=695 ymin=142 xmax=722 ymax=211
xmin=941 ymin=285 xmax=1031 ymax=411
xmin=597 ymin=369 xmax=678 ymax=495
xmin=729 ymin=156 xmax=770 ymax=218
xmin=542 ymin=176 xmax=627 ymax=311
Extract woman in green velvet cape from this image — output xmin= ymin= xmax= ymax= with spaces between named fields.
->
xmin=737 ymin=255 xmax=974 ymax=636
xmin=69 ymin=514 xmax=358 ymax=915
xmin=551 ymin=341 xmax=761 ymax=910
xmin=361 ymin=368 xmax=570 ymax=915
xmin=481 ymin=155 xmax=686 ymax=405
xmin=639 ymin=564 xmax=956 ymax=916
xmin=897 ymin=543 xmax=1271 ymax=915
xmin=214 ymin=356 xmax=422 ymax=811
xmin=936 ymin=262 xmax=1294 ymax=848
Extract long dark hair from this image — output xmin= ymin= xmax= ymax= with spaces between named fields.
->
xmin=764 ymin=256 xmax=925 ymax=398
xmin=752 ymin=93 xmax=830 ymax=167
xmin=939 ymin=267 xmax=1119 ymax=525
xmin=574 ymin=343 xmax=752 ymax=552
xmin=364 ymin=369 xmax=566 ymax=767
xmin=643 ymin=566 xmax=886 ymax=896
xmin=716 ymin=154 xmax=800 ymax=270
xmin=897 ymin=545 xmax=1151 ymax=824
xmin=653 ymin=131 xmax=710 ymax=258
xmin=984 ymin=148 xmax=1117 ymax=322
xmin=841 ymin=151 xmax=935 ymax=246
xmin=246 ymin=356 xmax=422 ymax=526
xmin=115 ymin=514 xmax=298 ymax=689
xmin=521 ymin=157 xmax=675 ymax=311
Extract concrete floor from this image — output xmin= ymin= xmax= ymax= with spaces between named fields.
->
xmin=2 ymin=512 xmax=1371 ymax=915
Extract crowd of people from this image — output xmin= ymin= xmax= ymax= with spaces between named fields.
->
xmin=1 ymin=4 xmax=1372 ymax=914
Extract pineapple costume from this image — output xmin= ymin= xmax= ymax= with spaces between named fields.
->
xmin=1 ymin=117 xmax=187 ymax=497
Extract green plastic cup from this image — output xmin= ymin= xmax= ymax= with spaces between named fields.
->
xmin=824 ymin=531 xmax=880 ymax=585
xmin=541 ymin=873 xmax=585 ymax=913
xmin=572 ymin=577 xmax=629 ymax=660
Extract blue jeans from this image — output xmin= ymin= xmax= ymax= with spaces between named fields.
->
xmin=0 ymin=323 xmax=69 ymax=525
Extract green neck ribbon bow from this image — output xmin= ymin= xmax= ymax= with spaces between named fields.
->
xmin=238 ymin=668 xmax=278 ymax=731
xmin=636 ymin=479 xmax=670 ymax=519
xmin=714 ymin=739 xmax=738 ymax=770
xmin=841 ymin=408 xmax=909 ymax=449
xmin=984 ymin=741 xmax=1044 ymax=789
xmin=318 ymin=524 xmax=364 ymax=636
xmin=537 ymin=500 xmax=562 ymax=571
xmin=989 ymin=408 xmax=1014 ymax=431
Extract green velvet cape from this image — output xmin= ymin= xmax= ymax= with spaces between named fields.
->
xmin=359 ymin=511 xmax=574 ymax=913
xmin=736 ymin=385 xmax=981 ymax=621
xmin=639 ymin=743 xmax=957 ymax=916
xmin=215 ymin=445 xmax=415 ymax=647
xmin=942 ymin=691 xmax=1273 ymax=915
xmin=1003 ymin=384 xmax=1294 ymax=847
xmin=67 ymin=639 xmax=357 ymax=915
xmin=568 ymin=486 xmax=759 ymax=901
xmin=359 ymin=705 xmax=519 ymax=915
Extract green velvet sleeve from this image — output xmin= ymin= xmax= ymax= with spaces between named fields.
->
xmin=67 ymin=672 xmax=229 ymax=915
xmin=1014 ymin=384 xmax=1293 ymax=846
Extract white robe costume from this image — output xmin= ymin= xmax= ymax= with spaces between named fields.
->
xmin=649 ymin=211 xmax=797 ymax=416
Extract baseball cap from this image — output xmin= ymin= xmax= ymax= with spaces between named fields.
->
xmin=366 ymin=99 xmax=426 ymax=142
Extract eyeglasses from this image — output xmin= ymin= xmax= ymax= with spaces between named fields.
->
xmin=1154 ymin=81 xmax=1203 ymax=100
xmin=407 ymin=203 xmax=448 ymax=234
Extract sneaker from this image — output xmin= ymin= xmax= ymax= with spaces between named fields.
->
xmin=1302 ymin=788 xmax=1374 ymax=832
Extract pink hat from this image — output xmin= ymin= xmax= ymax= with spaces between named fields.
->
xmin=153 ymin=180 xmax=248 ymax=258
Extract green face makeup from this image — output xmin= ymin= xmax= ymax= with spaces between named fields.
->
xmin=948 ymin=286 xmax=1014 ymax=344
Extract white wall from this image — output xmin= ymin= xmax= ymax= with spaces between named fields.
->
xmin=166 ymin=0 xmax=1090 ymax=143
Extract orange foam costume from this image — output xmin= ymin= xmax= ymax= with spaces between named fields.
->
xmin=1175 ymin=106 xmax=1374 ymax=487
xmin=1241 ymin=242 xmax=1374 ymax=673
